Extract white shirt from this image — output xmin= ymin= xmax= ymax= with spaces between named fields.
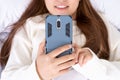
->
xmin=1 ymin=13 xmax=120 ymax=80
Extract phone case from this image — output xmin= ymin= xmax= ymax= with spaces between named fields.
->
xmin=45 ymin=15 xmax=72 ymax=57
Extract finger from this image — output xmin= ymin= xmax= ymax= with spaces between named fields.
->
xmin=72 ymin=43 xmax=83 ymax=63
xmin=77 ymin=49 xmax=86 ymax=60
xmin=58 ymin=59 xmax=76 ymax=70
xmin=55 ymin=53 xmax=75 ymax=65
xmin=74 ymin=48 xmax=82 ymax=63
xmin=47 ymin=44 xmax=72 ymax=58
xmin=75 ymin=49 xmax=80 ymax=63
xmin=57 ymin=68 xmax=70 ymax=77
xmin=72 ymin=43 xmax=77 ymax=53
xmin=83 ymin=53 xmax=92 ymax=65
xmin=82 ymin=55 xmax=88 ymax=65
xmin=79 ymin=54 xmax=85 ymax=66
xmin=80 ymin=48 xmax=92 ymax=64
xmin=38 ymin=39 xmax=45 ymax=55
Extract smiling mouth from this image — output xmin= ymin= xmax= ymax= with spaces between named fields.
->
xmin=55 ymin=5 xmax=69 ymax=9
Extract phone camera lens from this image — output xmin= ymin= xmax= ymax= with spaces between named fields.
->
xmin=57 ymin=20 xmax=61 ymax=28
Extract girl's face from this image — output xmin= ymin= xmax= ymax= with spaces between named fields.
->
xmin=45 ymin=0 xmax=80 ymax=19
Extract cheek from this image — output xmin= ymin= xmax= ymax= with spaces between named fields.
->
xmin=45 ymin=6 xmax=54 ymax=14
xmin=70 ymin=2 xmax=79 ymax=11
xmin=68 ymin=5 xmax=79 ymax=16
xmin=45 ymin=1 xmax=53 ymax=10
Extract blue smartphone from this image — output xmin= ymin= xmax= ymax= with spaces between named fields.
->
xmin=45 ymin=15 xmax=73 ymax=57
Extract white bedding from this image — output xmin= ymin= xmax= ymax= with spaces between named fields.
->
xmin=90 ymin=0 xmax=120 ymax=30
xmin=0 ymin=0 xmax=31 ymax=32
xmin=0 ymin=0 xmax=31 ymax=78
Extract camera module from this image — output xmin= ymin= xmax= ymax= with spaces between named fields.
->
xmin=57 ymin=19 xmax=61 ymax=29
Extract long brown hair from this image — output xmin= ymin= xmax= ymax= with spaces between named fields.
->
xmin=0 ymin=0 xmax=109 ymax=66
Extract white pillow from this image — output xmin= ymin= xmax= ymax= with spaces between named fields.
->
xmin=91 ymin=0 xmax=120 ymax=30
xmin=0 ymin=0 xmax=31 ymax=32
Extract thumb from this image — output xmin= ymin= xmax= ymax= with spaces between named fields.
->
xmin=72 ymin=43 xmax=81 ymax=63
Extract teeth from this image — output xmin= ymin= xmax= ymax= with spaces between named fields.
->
xmin=56 ymin=6 xmax=67 ymax=8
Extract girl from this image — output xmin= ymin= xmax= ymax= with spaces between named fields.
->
xmin=1 ymin=0 xmax=120 ymax=80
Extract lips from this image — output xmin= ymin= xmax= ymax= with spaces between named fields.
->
xmin=55 ymin=5 xmax=69 ymax=9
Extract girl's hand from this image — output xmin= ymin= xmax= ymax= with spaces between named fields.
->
xmin=36 ymin=40 xmax=76 ymax=80
xmin=74 ymin=44 xmax=93 ymax=66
